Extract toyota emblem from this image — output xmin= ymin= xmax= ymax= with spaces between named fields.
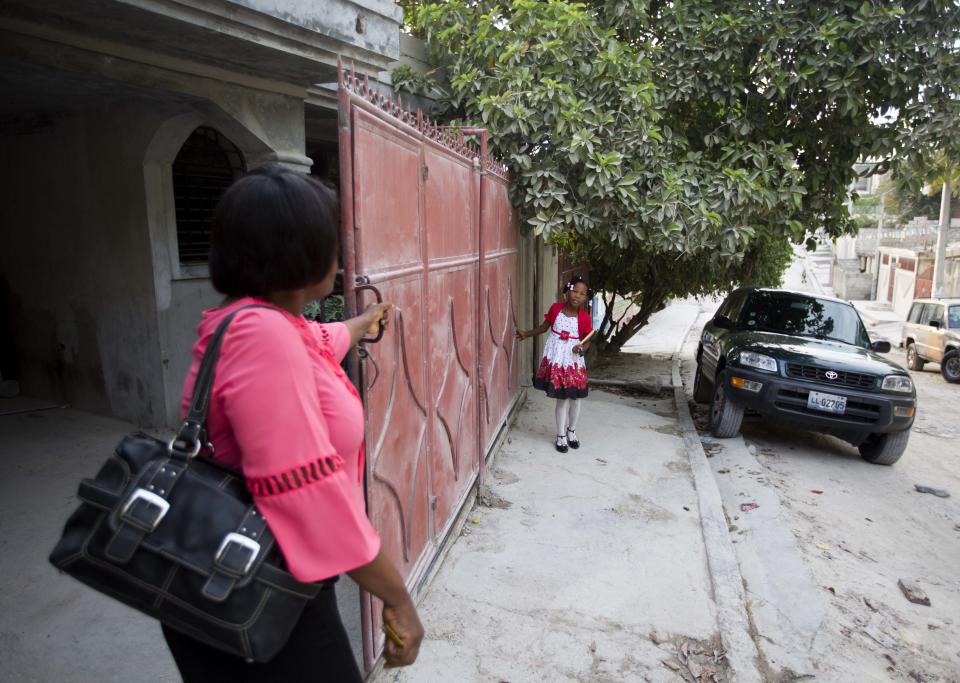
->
xmin=825 ymin=370 xmax=839 ymax=380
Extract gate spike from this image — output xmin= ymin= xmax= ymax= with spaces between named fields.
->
xmin=363 ymin=74 xmax=370 ymax=95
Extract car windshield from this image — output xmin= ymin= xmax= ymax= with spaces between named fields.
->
xmin=949 ymin=305 xmax=960 ymax=329
xmin=739 ymin=292 xmax=870 ymax=347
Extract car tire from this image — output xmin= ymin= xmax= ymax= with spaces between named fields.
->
xmin=693 ymin=361 xmax=712 ymax=403
xmin=709 ymin=371 xmax=744 ymax=438
xmin=906 ymin=343 xmax=925 ymax=371
xmin=941 ymin=350 xmax=960 ymax=384
xmin=858 ymin=430 xmax=910 ymax=465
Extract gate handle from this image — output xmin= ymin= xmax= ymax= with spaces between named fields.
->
xmin=355 ymin=277 xmax=385 ymax=344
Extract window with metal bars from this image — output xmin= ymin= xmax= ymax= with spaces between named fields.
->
xmin=172 ymin=127 xmax=245 ymax=265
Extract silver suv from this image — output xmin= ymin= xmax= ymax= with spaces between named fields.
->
xmin=902 ymin=298 xmax=960 ymax=383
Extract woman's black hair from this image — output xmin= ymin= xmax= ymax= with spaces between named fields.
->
xmin=564 ymin=275 xmax=593 ymax=299
xmin=209 ymin=164 xmax=339 ymax=297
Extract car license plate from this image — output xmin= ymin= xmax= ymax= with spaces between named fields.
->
xmin=807 ymin=391 xmax=847 ymax=415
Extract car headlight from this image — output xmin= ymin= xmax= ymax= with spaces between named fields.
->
xmin=882 ymin=375 xmax=913 ymax=393
xmin=738 ymin=351 xmax=778 ymax=373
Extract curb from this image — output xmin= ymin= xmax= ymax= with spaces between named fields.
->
xmin=671 ymin=313 xmax=764 ymax=683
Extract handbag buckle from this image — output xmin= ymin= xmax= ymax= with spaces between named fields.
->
xmin=167 ymin=436 xmax=202 ymax=458
xmin=120 ymin=488 xmax=171 ymax=532
xmin=216 ymin=533 xmax=261 ymax=575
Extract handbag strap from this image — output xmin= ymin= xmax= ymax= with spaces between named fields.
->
xmin=171 ymin=304 xmax=279 ymax=456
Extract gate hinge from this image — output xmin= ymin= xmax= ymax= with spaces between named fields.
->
xmin=421 ymin=164 xmax=429 ymax=182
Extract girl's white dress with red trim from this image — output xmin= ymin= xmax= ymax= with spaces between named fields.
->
xmin=534 ymin=312 xmax=588 ymax=399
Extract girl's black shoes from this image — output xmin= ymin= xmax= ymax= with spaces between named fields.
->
xmin=566 ymin=428 xmax=580 ymax=449
xmin=555 ymin=435 xmax=569 ymax=453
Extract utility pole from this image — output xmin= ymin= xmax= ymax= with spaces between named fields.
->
xmin=872 ymin=196 xmax=885 ymax=300
xmin=933 ymin=175 xmax=951 ymax=298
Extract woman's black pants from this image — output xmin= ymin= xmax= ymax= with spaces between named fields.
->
xmin=162 ymin=584 xmax=362 ymax=682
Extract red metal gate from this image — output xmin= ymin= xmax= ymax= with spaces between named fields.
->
xmin=337 ymin=65 xmax=519 ymax=671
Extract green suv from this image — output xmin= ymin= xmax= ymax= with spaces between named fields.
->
xmin=693 ymin=289 xmax=917 ymax=465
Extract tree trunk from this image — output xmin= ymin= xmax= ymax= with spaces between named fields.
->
xmin=602 ymin=288 xmax=668 ymax=353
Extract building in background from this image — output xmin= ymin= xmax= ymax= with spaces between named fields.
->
xmin=0 ymin=0 xmax=405 ymax=426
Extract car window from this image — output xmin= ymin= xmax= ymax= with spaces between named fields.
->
xmin=727 ymin=291 xmax=749 ymax=322
xmin=919 ymin=304 xmax=937 ymax=325
xmin=740 ymin=292 xmax=870 ymax=346
xmin=715 ymin=294 xmax=734 ymax=320
xmin=908 ymin=302 xmax=924 ymax=323
xmin=949 ymin=305 xmax=960 ymax=329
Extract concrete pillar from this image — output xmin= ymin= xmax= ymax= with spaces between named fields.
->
xmin=933 ymin=180 xmax=951 ymax=298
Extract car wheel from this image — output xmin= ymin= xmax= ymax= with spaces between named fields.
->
xmin=941 ymin=350 xmax=960 ymax=384
xmin=709 ymin=371 xmax=744 ymax=438
xmin=693 ymin=361 xmax=712 ymax=403
xmin=858 ymin=430 xmax=910 ymax=465
xmin=906 ymin=343 xmax=925 ymax=371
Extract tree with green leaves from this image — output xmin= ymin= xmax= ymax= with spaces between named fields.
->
xmin=401 ymin=0 xmax=960 ymax=352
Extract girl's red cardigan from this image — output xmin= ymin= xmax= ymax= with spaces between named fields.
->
xmin=544 ymin=302 xmax=593 ymax=340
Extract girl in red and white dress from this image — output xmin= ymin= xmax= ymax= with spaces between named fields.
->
xmin=517 ymin=277 xmax=592 ymax=452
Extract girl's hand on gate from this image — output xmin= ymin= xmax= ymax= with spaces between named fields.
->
xmin=573 ymin=344 xmax=583 ymax=356
xmin=516 ymin=330 xmax=526 ymax=341
xmin=382 ymin=599 xmax=424 ymax=668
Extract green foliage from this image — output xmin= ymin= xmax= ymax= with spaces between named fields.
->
xmin=303 ymin=296 xmax=344 ymax=323
xmin=409 ymin=0 xmax=960 ymax=350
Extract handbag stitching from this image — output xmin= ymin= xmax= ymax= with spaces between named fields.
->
xmin=71 ymin=499 xmax=315 ymax=598
xmin=154 ymin=564 xmax=179 ymax=610
xmin=74 ymin=547 xmax=276 ymax=630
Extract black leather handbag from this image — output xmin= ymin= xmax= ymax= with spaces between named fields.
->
xmin=49 ymin=305 xmax=324 ymax=662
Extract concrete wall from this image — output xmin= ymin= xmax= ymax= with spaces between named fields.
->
xmin=231 ymin=0 xmax=402 ymax=61
xmin=944 ymin=250 xmax=960 ymax=298
xmin=0 ymin=105 xmax=169 ymax=424
xmin=532 ymin=240 xmax=560 ymax=375
xmin=832 ymin=261 xmax=873 ymax=301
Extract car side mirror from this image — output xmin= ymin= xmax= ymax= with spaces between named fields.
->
xmin=714 ymin=315 xmax=733 ymax=329
xmin=871 ymin=340 xmax=891 ymax=353
xmin=930 ymin=320 xmax=941 ymax=329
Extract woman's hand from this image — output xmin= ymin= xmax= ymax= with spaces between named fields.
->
xmin=363 ymin=303 xmax=393 ymax=336
xmin=343 ymin=303 xmax=393 ymax=346
xmin=516 ymin=330 xmax=527 ymax=341
xmin=382 ymin=598 xmax=425 ymax=668
xmin=348 ymin=548 xmax=423 ymax=669
xmin=573 ymin=344 xmax=583 ymax=356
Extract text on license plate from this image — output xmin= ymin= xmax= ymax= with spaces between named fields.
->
xmin=807 ymin=391 xmax=847 ymax=415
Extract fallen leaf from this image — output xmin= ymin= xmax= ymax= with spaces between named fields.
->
xmin=811 ymin=489 xmax=824 ymax=494
xmin=864 ymin=597 xmax=879 ymax=612
xmin=648 ymin=630 xmax=661 ymax=645
xmin=816 ymin=543 xmax=830 ymax=551
xmin=589 ymin=641 xmax=597 ymax=653
xmin=717 ymin=468 xmax=731 ymax=474
xmin=740 ymin=502 xmax=759 ymax=512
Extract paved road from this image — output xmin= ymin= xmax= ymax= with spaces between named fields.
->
xmin=681 ymin=260 xmax=960 ymax=682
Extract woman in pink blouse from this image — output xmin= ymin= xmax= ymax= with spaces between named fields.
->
xmin=161 ymin=165 xmax=423 ymax=681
